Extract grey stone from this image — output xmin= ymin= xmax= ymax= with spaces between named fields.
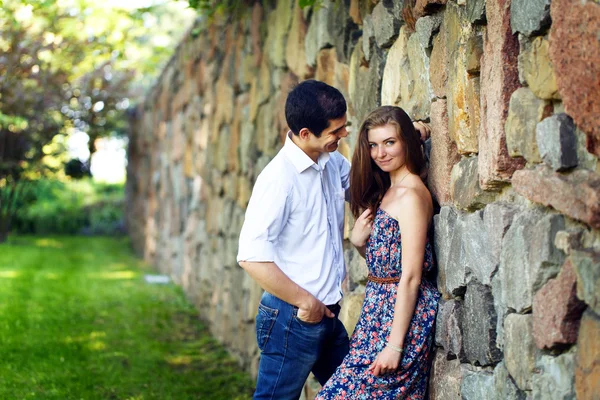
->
xmin=446 ymin=212 xmax=469 ymax=296
xmin=575 ymin=126 xmax=599 ymax=172
xmin=483 ymin=202 xmax=520 ymax=267
xmin=464 ymin=210 xmax=497 ymax=285
xmin=450 ymin=157 xmax=496 ymax=211
xmin=266 ymin=0 xmax=294 ymax=68
xmin=429 ymin=351 xmax=462 ymax=400
xmin=434 ymin=207 xmax=463 ymax=297
xmin=349 ymin=44 xmax=385 ymax=127
xmin=305 ymin=0 xmax=334 ymax=67
xmin=494 ymin=361 xmax=527 ymax=400
xmin=372 ymin=1 xmax=401 ymax=48
xmin=435 ymin=299 xmax=466 ymax=361
xmin=346 ymin=245 xmax=368 ymax=284
xmin=531 ymin=351 xmax=576 ymax=400
xmin=505 ymin=87 xmax=552 ymax=163
xmin=327 ymin=0 xmax=360 ymax=64
xmin=571 ymin=249 xmax=600 ymax=315
xmin=466 ymin=0 xmax=486 ymax=24
xmin=510 ymin=0 xmax=551 ymax=36
xmin=415 ymin=14 xmax=443 ymax=49
xmin=504 ymin=313 xmax=535 ymax=391
xmin=461 ymin=366 xmax=495 ymax=400
xmin=536 ymin=113 xmax=579 ymax=171
xmin=362 ymin=14 xmax=375 ymax=62
xmin=500 ymin=208 xmax=565 ymax=313
xmin=491 ymin=274 xmax=507 ymax=349
xmin=463 ymin=281 xmax=502 ymax=366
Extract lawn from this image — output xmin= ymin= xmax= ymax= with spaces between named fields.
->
xmin=0 ymin=236 xmax=254 ymax=400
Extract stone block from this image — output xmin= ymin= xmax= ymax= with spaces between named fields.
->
xmin=571 ymin=249 xmax=600 ymax=315
xmin=371 ymin=1 xmax=400 ymax=48
xmin=433 ymin=206 xmax=460 ymax=299
xmin=380 ymin=26 xmax=433 ymax=121
xmin=305 ymin=0 xmax=334 ymax=67
xmin=286 ymin=0 xmax=314 ymax=79
xmin=346 ymin=246 xmax=368 ymax=285
xmin=533 ymin=258 xmax=586 ymax=349
xmin=427 ymin=99 xmax=460 ymax=205
xmin=439 ymin=210 xmax=469 ymax=297
xmin=501 ymin=208 xmax=565 ymax=313
xmin=510 ymin=0 xmax=551 ymax=36
xmin=339 ymin=286 xmax=365 ymax=336
xmin=361 ymin=14 xmax=375 ymax=63
xmin=445 ymin=4 xmax=480 ymax=154
xmin=466 ymin=34 xmax=483 ymax=74
xmin=491 ymin=274 xmax=507 ymax=350
xmin=428 ymin=350 xmax=462 ymax=400
xmin=450 ymin=157 xmax=496 ymax=211
xmin=505 ymin=87 xmax=553 ymax=163
xmin=430 ymin=31 xmax=448 ymax=98
xmin=494 ymin=361 xmax=527 ymax=400
xmin=414 ymin=0 xmax=447 ymax=19
xmin=467 ymin=0 xmax=486 ymax=24
xmin=463 ymin=281 xmax=502 ymax=366
xmin=483 ymin=202 xmax=519 ymax=267
xmin=512 ymin=166 xmax=600 ymax=230
xmin=575 ymin=310 xmax=600 ymax=400
xmin=478 ymin=0 xmax=525 ymax=189
xmin=435 ymin=299 xmax=466 ymax=361
xmin=327 ymin=0 xmax=360 ymax=65
xmin=504 ymin=313 xmax=535 ymax=391
xmin=464 ymin=210 xmax=497 ymax=285
xmin=415 ymin=14 xmax=443 ymax=49
xmin=536 ymin=113 xmax=578 ymax=171
xmin=349 ymin=44 xmax=384 ymax=127
xmin=532 ymin=351 xmax=576 ymax=400
xmin=519 ymin=36 xmax=559 ymax=100
xmin=461 ymin=366 xmax=495 ymax=400
xmin=549 ymin=0 xmax=600 ymax=156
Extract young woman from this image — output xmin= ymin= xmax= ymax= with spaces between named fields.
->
xmin=316 ymin=106 xmax=440 ymax=399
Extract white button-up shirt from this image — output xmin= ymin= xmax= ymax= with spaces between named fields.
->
xmin=237 ymin=132 xmax=350 ymax=305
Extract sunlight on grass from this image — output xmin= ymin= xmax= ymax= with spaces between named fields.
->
xmin=0 ymin=236 xmax=254 ymax=399
xmin=34 ymin=238 xmax=64 ymax=248
xmin=166 ymin=354 xmax=193 ymax=366
xmin=0 ymin=270 xmax=19 ymax=278
xmin=91 ymin=270 xmax=137 ymax=280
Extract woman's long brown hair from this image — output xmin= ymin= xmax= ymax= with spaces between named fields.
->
xmin=349 ymin=106 xmax=425 ymax=219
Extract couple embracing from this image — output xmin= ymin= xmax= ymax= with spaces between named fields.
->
xmin=237 ymin=80 xmax=440 ymax=400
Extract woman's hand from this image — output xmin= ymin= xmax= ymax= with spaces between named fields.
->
xmin=412 ymin=121 xmax=431 ymax=142
xmin=350 ymin=208 xmax=373 ymax=247
xmin=368 ymin=346 xmax=402 ymax=377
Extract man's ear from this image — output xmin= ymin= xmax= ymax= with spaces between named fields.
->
xmin=298 ymin=127 xmax=312 ymax=140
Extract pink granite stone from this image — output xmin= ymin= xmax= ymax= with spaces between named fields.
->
xmin=478 ymin=0 xmax=525 ymax=189
xmin=549 ymin=0 xmax=600 ymax=156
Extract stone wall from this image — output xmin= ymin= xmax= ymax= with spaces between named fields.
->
xmin=126 ymin=0 xmax=600 ymax=398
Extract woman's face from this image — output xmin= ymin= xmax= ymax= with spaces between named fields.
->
xmin=367 ymin=124 xmax=406 ymax=172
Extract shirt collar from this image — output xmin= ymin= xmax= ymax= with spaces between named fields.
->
xmin=283 ymin=131 xmax=330 ymax=173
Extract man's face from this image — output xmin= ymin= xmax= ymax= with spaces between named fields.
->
xmin=307 ymin=116 xmax=349 ymax=154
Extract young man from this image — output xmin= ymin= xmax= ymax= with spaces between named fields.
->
xmin=237 ymin=80 xmax=350 ymax=400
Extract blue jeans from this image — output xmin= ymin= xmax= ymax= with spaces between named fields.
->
xmin=253 ymin=292 xmax=350 ymax=400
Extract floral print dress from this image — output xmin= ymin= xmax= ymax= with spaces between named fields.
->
xmin=316 ymin=208 xmax=440 ymax=400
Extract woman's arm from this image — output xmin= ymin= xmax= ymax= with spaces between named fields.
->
xmin=350 ymin=208 xmax=373 ymax=258
xmin=369 ymin=190 xmax=430 ymax=376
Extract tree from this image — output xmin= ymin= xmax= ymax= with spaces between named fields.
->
xmin=0 ymin=0 xmax=194 ymax=241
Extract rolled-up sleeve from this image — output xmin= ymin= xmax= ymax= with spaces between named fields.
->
xmin=237 ymin=171 xmax=290 ymax=263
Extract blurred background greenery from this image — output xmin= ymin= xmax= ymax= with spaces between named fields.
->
xmin=0 ymin=0 xmax=196 ymax=241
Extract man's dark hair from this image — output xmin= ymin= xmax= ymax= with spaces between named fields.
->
xmin=285 ymin=80 xmax=347 ymax=137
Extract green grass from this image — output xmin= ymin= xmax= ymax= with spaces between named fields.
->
xmin=0 ymin=236 xmax=254 ymax=400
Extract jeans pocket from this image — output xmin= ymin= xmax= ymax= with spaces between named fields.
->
xmin=256 ymin=303 xmax=278 ymax=350
xmin=293 ymin=308 xmax=322 ymax=327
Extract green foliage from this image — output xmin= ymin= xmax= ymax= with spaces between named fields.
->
xmin=0 ymin=236 xmax=254 ymax=399
xmin=12 ymin=179 xmax=125 ymax=235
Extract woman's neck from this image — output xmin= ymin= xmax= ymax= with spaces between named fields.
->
xmin=389 ymin=165 xmax=411 ymax=186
